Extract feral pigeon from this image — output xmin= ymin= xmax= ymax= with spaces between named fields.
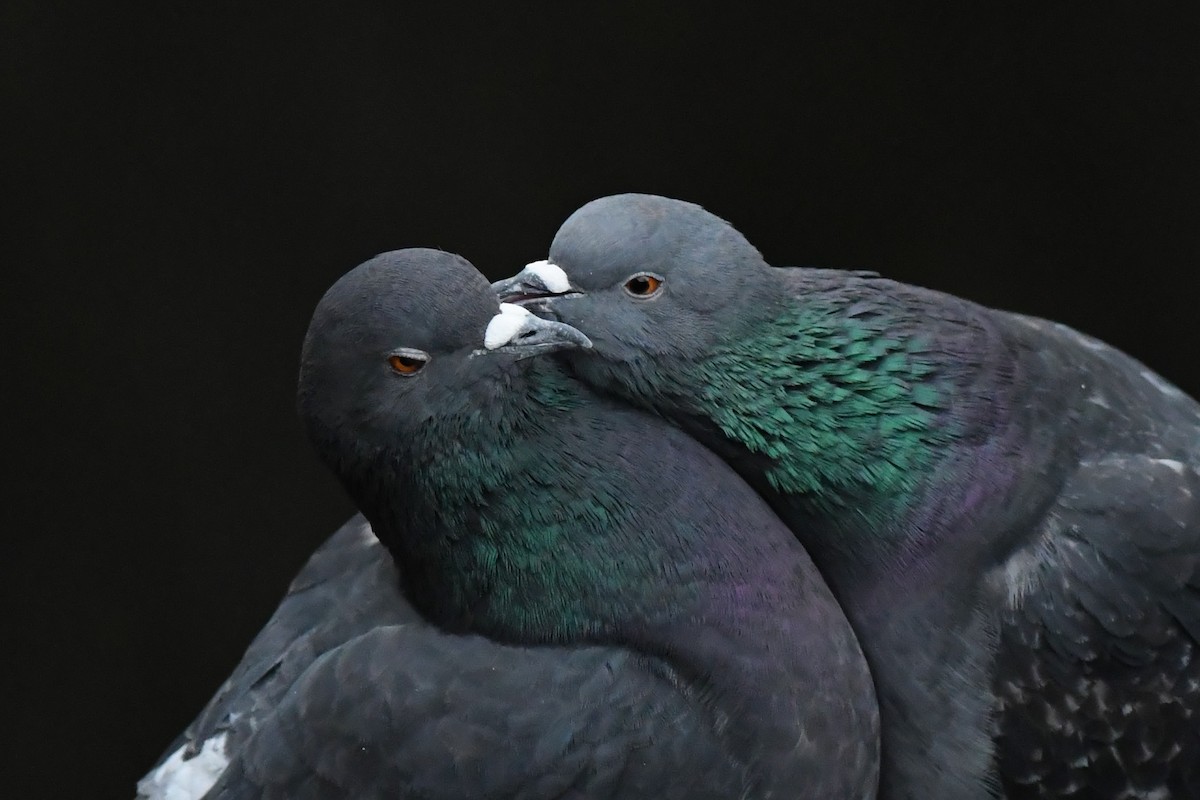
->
xmin=141 ymin=248 xmax=880 ymax=799
xmin=496 ymin=194 xmax=1200 ymax=799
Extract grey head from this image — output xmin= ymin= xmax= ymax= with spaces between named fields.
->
xmin=298 ymin=248 xmax=591 ymax=492
xmin=493 ymin=194 xmax=779 ymax=367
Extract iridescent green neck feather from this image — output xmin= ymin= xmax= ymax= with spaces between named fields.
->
xmin=688 ymin=301 xmax=953 ymax=527
xmin=348 ymin=363 xmax=696 ymax=644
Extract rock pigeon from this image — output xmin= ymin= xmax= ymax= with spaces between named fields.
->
xmin=495 ymin=194 xmax=1200 ymax=799
xmin=141 ymin=248 xmax=880 ymax=799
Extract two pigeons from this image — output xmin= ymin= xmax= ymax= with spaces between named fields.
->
xmin=140 ymin=194 xmax=1200 ymax=800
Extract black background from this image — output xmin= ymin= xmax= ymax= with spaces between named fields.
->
xmin=6 ymin=5 xmax=1199 ymax=798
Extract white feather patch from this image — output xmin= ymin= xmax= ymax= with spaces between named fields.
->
xmin=137 ymin=733 xmax=229 ymax=800
xmin=523 ymin=260 xmax=572 ymax=293
xmin=358 ymin=519 xmax=379 ymax=546
xmin=484 ymin=303 xmax=533 ymax=350
xmin=989 ymin=515 xmax=1061 ymax=609
xmin=1154 ymin=458 xmax=1186 ymax=475
xmin=1141 ymin=368 xmax=1185 ymax=399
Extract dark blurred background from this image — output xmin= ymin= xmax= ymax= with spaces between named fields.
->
xmin=5 ymin=5 xmax=1198 ymax=797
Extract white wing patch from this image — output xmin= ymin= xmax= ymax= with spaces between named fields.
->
xmin=137 ymin=733 xmax=229 ymax=800
xmin=484 ymin=303 xmax=534 ymax=350
xmin=523 ymin=260 xmax=573 ymax=293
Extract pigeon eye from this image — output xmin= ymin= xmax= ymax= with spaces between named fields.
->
xmin=387 ymin=353 xmax=428 ymax=376
xmin=623 ymin=273 xmax=663 ymax=298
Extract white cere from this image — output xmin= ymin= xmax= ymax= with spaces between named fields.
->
xmin=484 ymin=303 xmax=534 ymax=350
xmin=523 ymin=260 xmax=573 ymax=293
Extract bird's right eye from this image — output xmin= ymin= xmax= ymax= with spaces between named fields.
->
xmin=388 ymin=354 xmax=427 ymax=375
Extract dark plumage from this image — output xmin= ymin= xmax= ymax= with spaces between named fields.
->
xmin=496 ymin=194 xmax=1200 ymax=799
xmin=140 ymin=248 xmax=880 ymax=799
xmin=137 ymin=515 xmax=413 ymax=799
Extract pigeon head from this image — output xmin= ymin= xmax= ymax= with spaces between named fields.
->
xmin=494 ymin=194 xmax=781 ymax=371
xmin=298 ymin=248 xmax=820 ymax=648
xmin=298 ymin=248 xmax=591 ymax=483
xmin=291 ymin=253 xmax=882 ymax=800
xmin=496 ymin=196 xmax=953 ymax=526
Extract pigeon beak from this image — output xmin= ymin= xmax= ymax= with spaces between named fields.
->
xmin=483 ymin=303 xmax=592 ymax=359
xmin=492 ymin=260 xmax=582 ymax=306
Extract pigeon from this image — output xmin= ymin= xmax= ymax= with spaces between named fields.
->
xmin=495 ymin=193 xmax=1200 ymax=799
xmin=141 ymin=248 xmax=880 ymax=799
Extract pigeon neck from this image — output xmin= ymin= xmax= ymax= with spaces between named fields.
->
xmin=683 ymin=286 xmax=948 ymax=529
xmin=685 ymin=272 xmax=1022 ymax=798
xmin=363 ymin=367 xmax=811 ymax=642
xmin=350 ymin=363 xmax=859 ymax=753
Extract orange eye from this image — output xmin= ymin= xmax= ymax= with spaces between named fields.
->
xmin=624 ymin=273 xmax=663 ymax=297
xmin=388 ymin=354 xmax=426 ymax=375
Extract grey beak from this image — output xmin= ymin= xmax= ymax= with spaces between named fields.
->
xmin=483 ymin=303 xmax=592 ymax=359
xmin=492 ymin=260 xmax=581 ymax=304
